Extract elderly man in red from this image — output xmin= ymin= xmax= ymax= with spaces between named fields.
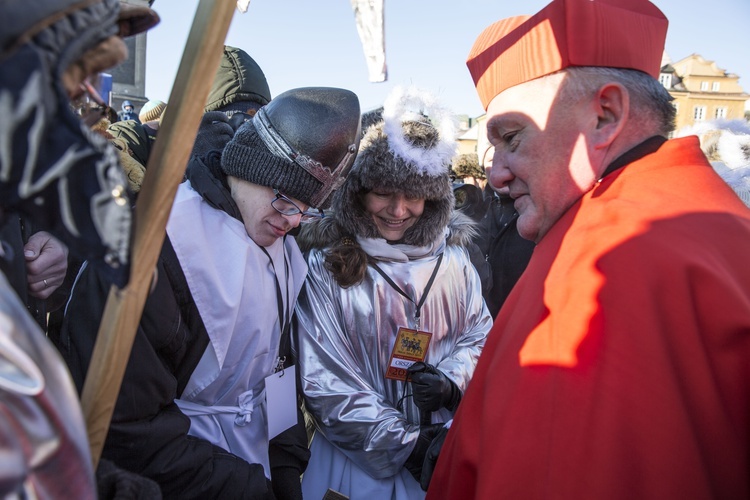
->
xmin=426 ymin=0 xmax=750 ymax=499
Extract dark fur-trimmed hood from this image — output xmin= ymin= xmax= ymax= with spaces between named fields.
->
xmin=330 ymin=119 xmax=456 ymax=246
xmin=297 ymin=210 xmax=477 ymax=253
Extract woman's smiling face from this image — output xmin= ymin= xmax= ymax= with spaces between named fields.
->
xmin=363 ymin=190 xmax=425 ymax=242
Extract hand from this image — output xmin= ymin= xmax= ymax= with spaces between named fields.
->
xmin=228 ymin=111 xmax=254 ymax=131
xmin=96 ymin=458 xmax=162 ymax=499
xmin=24 ymin=231 xmax=69 ymax=300
xmin=420 ymin=423 xmax=451 ymax=491
xmin=192 ymin=111 xmax=235 ymax=159
xmin=407 ymin=362 xmax=461 ymax=412
xmin=403 ymin=423 xmax=444 ymax=485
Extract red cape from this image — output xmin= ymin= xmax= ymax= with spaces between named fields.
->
xmin=428 ymin=137 xmax=750 ymax=499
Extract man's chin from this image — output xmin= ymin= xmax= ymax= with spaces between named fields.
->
xmin=516 ymin=217 xmax=539 ymax=243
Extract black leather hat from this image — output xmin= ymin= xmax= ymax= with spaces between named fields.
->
xmin=221 ymin=87 xmax=361 ymax=208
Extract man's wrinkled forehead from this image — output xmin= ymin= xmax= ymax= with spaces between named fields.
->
xmin=484 ymin=73 xmax=566 ymax=141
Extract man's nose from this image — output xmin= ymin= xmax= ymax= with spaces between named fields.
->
xmin=489 ymin=160 xmax=514 ymax=192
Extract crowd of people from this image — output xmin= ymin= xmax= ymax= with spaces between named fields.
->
xmin=1 ymin=0 xmax=749 ymax=499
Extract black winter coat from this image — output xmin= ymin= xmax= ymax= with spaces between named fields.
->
xmin=55 ymin=152 xmax=309 ymax=499
xmin=474 ymin=189 xmax=535 ymax=318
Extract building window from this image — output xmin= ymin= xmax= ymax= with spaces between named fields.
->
xmin=659 ymin=73 xmax=671 ymax=88
xmin=694 ymin=106 xmax=706 ymax=121
xmin=712 ymin=82 xmax=720 ymax=92
xmin=700 ymin=81 xmax=709 ymax=91
xmin=715 ymin=107 xmax=727 ymax=119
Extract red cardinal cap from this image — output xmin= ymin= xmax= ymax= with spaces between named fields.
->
xmin=467 ymin=0 xmax=668 ymax=109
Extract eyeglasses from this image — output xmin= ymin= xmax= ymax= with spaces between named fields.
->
xmin=271 ymin=189 xmax=324 ymax=222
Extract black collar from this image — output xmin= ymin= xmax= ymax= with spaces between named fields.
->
xmin=600 ymin=135 xmax=667 ymax=179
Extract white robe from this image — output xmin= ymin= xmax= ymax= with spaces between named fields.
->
xmin=167 ymin=182 xmax=307 ymax=477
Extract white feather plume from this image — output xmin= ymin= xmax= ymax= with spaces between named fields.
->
xmin=381 ymin=86 xmax=457 ymax=177
xmin=676 ymin=118 xmax=750 ymax=207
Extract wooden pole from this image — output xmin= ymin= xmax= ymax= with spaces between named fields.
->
xmin=80 ymin=0 xmax=236 ymax=467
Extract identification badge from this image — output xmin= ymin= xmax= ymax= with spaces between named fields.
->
xmin=265 ymin=365 xmax=297 ymax=439
xmin=385 ymin=327 xmax=433 ymax=381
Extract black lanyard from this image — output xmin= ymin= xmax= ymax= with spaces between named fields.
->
xmin=369 ymin=253 xmax=444 ymax=330
xmin=260 ymin=239 xmax=291 ymax=372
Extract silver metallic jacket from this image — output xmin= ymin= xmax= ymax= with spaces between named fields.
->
xmin=0 ymin=274 xmax=96 ymax=498
xmin=296 ymin=243 xmax=492 ymax=478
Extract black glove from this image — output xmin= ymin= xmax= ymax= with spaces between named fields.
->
xmin=403 ymin=424 xmax=444 ymax=485
xmin=96 ymin=458 xmax=163 ymax=499
xmin=264 ymin=478 xmax=279 ymax=500
xmin=420 ymin=424 xmax=450 ymax=491
xmin=270 ymin=466 xmax=300 ymax=500
xmin=407 ymin=362 xmax=461 ymax=412
xmin=228 ymin=111 xmax=254 ymax=131
xmin=191 ymin=111 xmax=235 ymax=159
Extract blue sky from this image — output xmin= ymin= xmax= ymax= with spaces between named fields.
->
xmin=145 ymin=0 xmax=750 ymax=119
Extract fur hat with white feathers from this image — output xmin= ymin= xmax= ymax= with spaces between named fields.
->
xmin=332 ymin=86 xmax=458 ymax=246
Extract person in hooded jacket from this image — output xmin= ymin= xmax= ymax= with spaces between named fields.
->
xmin=294 ymin=87 xmax=492 ymax=500
xmin=0 ymin=0 xmax=159 ymax=497
xmin=108 ymin=45 xmax=271 ymax=175
xmin=117 ymin=99 xmax=140 ymax=122
xmin=57 ymin=87 xmax=362 ymax=499
xmin=471 ymin=121 xmax=535 ymax=318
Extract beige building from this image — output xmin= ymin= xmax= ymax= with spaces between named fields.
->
xmin=456 ymin=114 xmax=487 ymax=160
xmin=660 ymin=54 xmax=749 ymax=132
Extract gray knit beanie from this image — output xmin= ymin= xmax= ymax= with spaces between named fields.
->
xmin=139 ymin=99 xmax=167 ymax=123
xmin=221 ymin=87 xmax=361 ymax=208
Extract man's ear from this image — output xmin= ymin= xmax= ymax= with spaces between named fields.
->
xmin=591 ymin=83 xmax=628 ymax=149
